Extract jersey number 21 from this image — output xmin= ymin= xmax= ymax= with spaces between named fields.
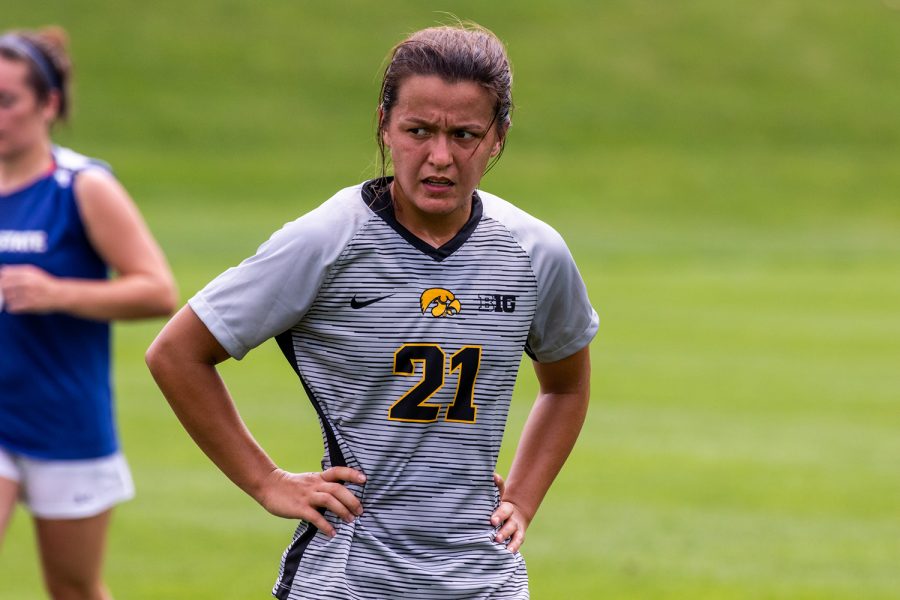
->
xmin=388 ymin=344 xmax=481 ymax=424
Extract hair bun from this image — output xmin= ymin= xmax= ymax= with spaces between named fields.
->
xmin=38 ymin=25 xmax=69 ymax=53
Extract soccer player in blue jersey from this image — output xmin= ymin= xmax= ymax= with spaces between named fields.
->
xmin=148 ymin=22 xmax=597 ymax=599
xmin=0 ymin=27 xmax=177 ymax=600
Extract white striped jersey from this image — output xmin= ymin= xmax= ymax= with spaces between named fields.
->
xmin=189 ymin=179 xmax=599 ymax=599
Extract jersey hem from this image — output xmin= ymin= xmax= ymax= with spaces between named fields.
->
xmin=0 ymin=439 xmax=121 ymax=461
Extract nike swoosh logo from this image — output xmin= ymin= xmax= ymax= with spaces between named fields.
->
xmin=350 ymin=294 xmax=393 ymax=309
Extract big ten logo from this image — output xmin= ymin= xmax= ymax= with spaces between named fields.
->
xmin=477 ymin=294 xmax=517 ymax=313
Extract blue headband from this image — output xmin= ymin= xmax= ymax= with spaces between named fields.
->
xmin=0 ymin=34 xmax=62 ymax=91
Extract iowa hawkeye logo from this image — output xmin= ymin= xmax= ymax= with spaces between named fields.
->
xmin=420 ymin=288 xmax=461 ymax=318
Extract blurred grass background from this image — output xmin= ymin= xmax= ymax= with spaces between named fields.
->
xmin=2 ymin=1 xmax=898 ymax=598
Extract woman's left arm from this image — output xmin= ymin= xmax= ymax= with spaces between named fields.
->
xmin=490 ymin=345 xmax=592 ymax=553
xmin=0 ymin=169 xmax=177 ymax=319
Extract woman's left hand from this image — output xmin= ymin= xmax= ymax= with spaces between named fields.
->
xmin=491 ymin=472 xmax=531 ymax=553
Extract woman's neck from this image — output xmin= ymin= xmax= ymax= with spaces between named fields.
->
xmin=389 ymin=182 xmax=471 ymax=249
xmin=393 ymin=205 xmax=468 ymax=248
xmin=0 ymin=138 xmax=54 ymax=194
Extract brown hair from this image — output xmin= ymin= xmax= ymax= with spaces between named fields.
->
xmin=0 ymin=26 xmax=72 ymax=122
xmin=376 ymin=23 xmax=514 ymax=178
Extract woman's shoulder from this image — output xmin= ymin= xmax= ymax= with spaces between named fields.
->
xmin=283 ymin=182 xmax=371 ymax=230
xmin=52 ymin=146 xmax=117 ymax=201
xmin=52 ymin=146 xmax=111 ymax=179
xmin=259 ymin=181 xmax=376 ymax=253
xmin=477 ymin=188 xmax=569 ymax=254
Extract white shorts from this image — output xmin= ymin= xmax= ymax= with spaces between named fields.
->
xmin=0 ymin=446 xmax=135 ymax=519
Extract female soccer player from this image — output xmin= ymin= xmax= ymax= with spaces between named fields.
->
xmin=0 ymin=27 xmax=177 ymax=599
xmin=147 ymin=22 xmax=597 ymax=599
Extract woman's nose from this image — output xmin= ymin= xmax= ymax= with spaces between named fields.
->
xmin=427 ymin=135 xmax=452 ymax=168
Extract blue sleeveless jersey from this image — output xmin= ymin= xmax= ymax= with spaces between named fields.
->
xmin=0 ymin=147 xmax=117 ymax=460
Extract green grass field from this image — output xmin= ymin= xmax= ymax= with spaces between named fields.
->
xmin=2 ymin=1 xmax=899 ymax=598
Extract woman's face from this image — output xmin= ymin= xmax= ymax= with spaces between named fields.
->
xmin=381 ymin=74 xmax=504 ymax=229
xmin=0 ymin=56 xmax=54 ymax=161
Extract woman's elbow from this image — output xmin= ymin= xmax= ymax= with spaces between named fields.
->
xmin=145 ymin=330 xmax=172 ymax=379
xmin=157 ymin=279 xmax=179 ymax=316
xmin=146 ymin=274 xmax=179 ymax=317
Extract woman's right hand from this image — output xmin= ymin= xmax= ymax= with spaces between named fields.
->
xmin=256 ymin=467 xmax=366 ymax=537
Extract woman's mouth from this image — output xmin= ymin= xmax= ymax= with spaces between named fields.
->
xmin=422 ymin=177 xmax=454 ymax=192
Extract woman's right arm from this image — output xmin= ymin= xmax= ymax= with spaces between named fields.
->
xmin=145 ymin=305 xmax=365 ymax=536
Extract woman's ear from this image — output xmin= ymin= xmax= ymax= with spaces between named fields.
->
xmin=41 ymin=89 xmax=62 ymax=124
xmin=379 ymin=106 xmax=391 ymax=148
xmin=490 ymin=121 xmax=510 ymax=156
